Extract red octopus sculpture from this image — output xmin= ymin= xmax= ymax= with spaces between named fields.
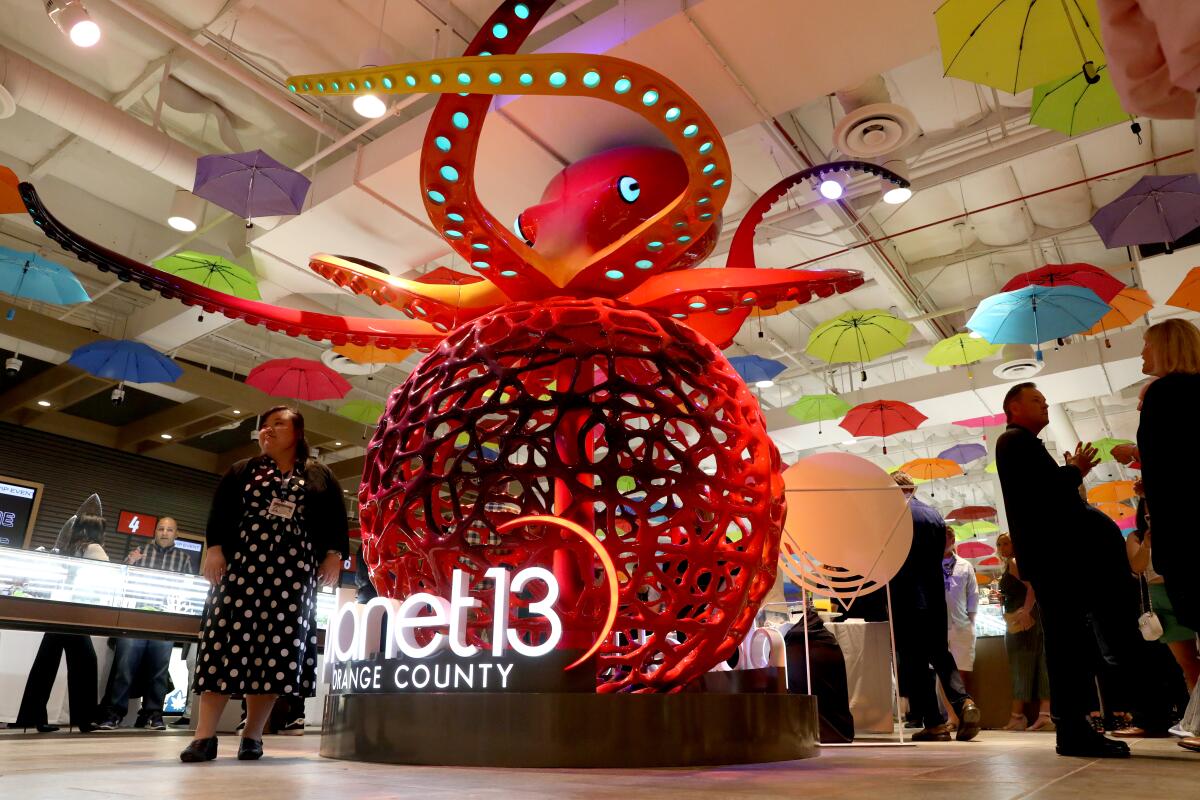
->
xmin=15 ymin=0 xmax=909 ymax=691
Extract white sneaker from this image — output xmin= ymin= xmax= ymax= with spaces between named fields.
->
xmin=1169 ymin=723 xmax=1192 ymax=738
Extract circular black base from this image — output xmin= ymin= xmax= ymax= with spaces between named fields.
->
xmin=320 ymin=692 xmax=819 ymax=768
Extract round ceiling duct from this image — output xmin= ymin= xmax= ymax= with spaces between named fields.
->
xmin=0 ymin=85 xmax=15 ymax=120
xmin=992 ymin=344 xmax=1043 ymax=380
xmin=832 ymin=103 xmax=920 ymax=159
xmin=321 ymin=348 xmax=385 ymax=377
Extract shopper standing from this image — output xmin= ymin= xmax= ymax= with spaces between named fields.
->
xmin=995 ymin=533 xmax=1052 ymax=731
xmin=942 ymin=529 xmax=978 ymax=679
xmin=179 ymin=406 xmax=348 ymax=763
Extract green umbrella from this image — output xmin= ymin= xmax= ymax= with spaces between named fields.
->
xmin=806 ymin=310 xmax=912 ymax=383
xmin=337 ymin=400 xmax=386 ymax=425
xmin=985 ymin=460 xmax=998 ymax=474
xmin=1091 ymin=437 xmax=1133 ymax=464
xmin=152 ymin=250 xmax=261 ymax=300
xmin=952 ymin=520 xmax=999 ymax=540
xmin=787 ymin=394 xmax=851 ymax=434
xmin=924 ymin=333 xmax=1001 ymax=367
xmin=1031 ymin=65 xmax=1131 ymax=137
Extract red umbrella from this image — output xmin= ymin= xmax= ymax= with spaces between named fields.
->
xmin=956 ymin=541 xmax=995 ymax=559
xmin=1001 ymin=263 xmax=1124 ymax=304
xmin=247 ymin=357 xmax=351 ymax=401
xmin=839 ymin=400 xmax=926 ymax=454
xmin=947 ymin=505 xmax=997 ymax=522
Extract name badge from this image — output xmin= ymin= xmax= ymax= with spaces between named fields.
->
xmin=268 ymin=499 xmax=297 ymax=519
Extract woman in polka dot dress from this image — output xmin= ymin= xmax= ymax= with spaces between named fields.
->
xmin=180 ymin=406 xmax=349 ymax=763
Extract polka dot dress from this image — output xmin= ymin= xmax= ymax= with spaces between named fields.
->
xmin=195 ymin=460 xmax=318 ymax=697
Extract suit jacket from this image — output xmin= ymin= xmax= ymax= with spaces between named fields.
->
xmin=890 ymin=497 xmax=949 ymax=627
xmin=1138 ymin=372 xmax=1200 ymax=576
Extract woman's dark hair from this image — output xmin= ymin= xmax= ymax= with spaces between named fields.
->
xmin=261 ymin=405 xmax=311 ymax=463
xmin=68 ymin=513 xmax=105 ymax=557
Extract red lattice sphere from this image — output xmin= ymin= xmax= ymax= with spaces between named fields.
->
xmin=358 ymin=297 xmax=784 ymax=692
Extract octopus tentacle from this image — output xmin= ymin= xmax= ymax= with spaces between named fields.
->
xmin=19 ymin=183 xmax=445 ymax=350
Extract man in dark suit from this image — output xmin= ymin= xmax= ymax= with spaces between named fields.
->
xmin=996 ymin=382 xmax=1170 ymax=758
xmin=890 ymin=472 xmax=980 ymax=742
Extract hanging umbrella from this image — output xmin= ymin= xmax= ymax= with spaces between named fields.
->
xmin=952 ymin=519 xmax=1000 ymax=540
xmin=938 ymin=443 xmax=988 ymax=465
xmin=0 ymin=246 xmax=90 ymax=317
xmin=956 ymin=540 xmax=996 ymax=559
xmin=947 ymin=505 xmax=996 ymax=522
xmin=69 ymin=339 xmax=182 ymax=383
xmin=806 ymin=309 xmax=913 ymax=381
xmin=152 ymin=251 xmax=261 ymax=300
xmin=786 ymin=394 xmax=851 ymax=434
xmin=0 ymin=165 xmax=23 ymax=215
xmin=1085 ymin=287 xmax=1153 ymax=338
xmin=336 ymin=400 xmax=386 ymax=425
xmin=728 ymin=354 xmax=786 ymax=387
xmin=953 ymin=413 xmax=1008 ymax=429
xmin=247 ymin=357 xmax=351 ymax=401
xmin=898 ymin=458 xmax=962 ymax=481
xmin=1087 ymin=480 xmax=1136 ymax=504
xmin=924 ymin=333 xmax=1001 ymax=368
xmin=1090 ymin=437 xmax=1134 ymax=464
xmin=985 ymin=460 xmax=998 ymax=474
xmin=1093 ymin=501 xmax=1134 ymax=523
xmin=1001 ymin=262 xmax=1124 ymax=304
xmin=966 ymin=285 xmax=1110 ymax=361
xmin=413 ymin=266 xmax=486 ymax=286
xmin=1166 ymin=267 xmax=1200 ymax=313
xmin=934 ymin=0 xmax=1106 ymax=94
xmin=332 ymin=343 xmax=412 ymax=364
xmin=1030 ymin=65 xmax=1131 ymax=137
xmin=839 ymin=400 xmax=927 ymax=455
xmin=193 ymin=149 xmax=311 ymax=223
xmin=1091 ymin=174 xmax=1200 ymax=249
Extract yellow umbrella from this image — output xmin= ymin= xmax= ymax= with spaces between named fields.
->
xmin=1087 ymin=480 xmax=1136 ymax=504
xmin=935 ymin=0 xmax=1107 ymax=94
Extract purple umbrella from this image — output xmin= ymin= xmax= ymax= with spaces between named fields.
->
xmin=1091 ymin=174 xmax=1200 ymax=248
xmin=193 ymin=149 xmax=311 ymax=223
xmin=938 ymin=443 xmax=987 ymax=465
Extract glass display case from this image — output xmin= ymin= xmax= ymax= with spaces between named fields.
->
xmin=974 ymin=600 xmax=1006 ymax=638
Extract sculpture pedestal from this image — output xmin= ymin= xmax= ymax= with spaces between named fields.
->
xmin=320 ymin=691 xmax=819 ymax=767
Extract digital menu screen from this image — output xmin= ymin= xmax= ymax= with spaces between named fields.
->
xmin=0 ymin=480 xmax=38 ymax=549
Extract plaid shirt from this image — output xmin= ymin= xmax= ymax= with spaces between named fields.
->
xmin=139 ymin=542 xmax=195 ymax=574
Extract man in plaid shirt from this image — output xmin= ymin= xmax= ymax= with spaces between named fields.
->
xmin=95 ymin=517 xmax=194 ymax=731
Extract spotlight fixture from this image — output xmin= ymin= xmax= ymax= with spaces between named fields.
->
xmin=818 ymin=176 xmax=844 ymax=200
xmin=110 ymin=385 xmax=125 ymax=406
xmin=4 ymin=356 xmax=22 ymax=377
xmin=880 ymin=159 xmax=912 ymax=205
xmin=754 ymin=379 xmax=774 ymax=389
xmin=47 ymin=0 xmax=101 ymax=47
xmin=166 ymin=188 xmax=203 ymax=232
xmin=353 ymin=47 xmax=390 ymax=119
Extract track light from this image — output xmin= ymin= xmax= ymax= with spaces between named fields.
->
xmin=167 ymin=188 xmax=203 ymax=232
xmin=818 ymin=175 xmax=845 ymax=200
xmin=353 ymin=47 xmax=390 ymax=119
xmin=47 ymin=0 xmax=101 ymax=48
xmin=754 ymin=379 xmax=774 ymax=389
xmin=880 ymin=159 xmax=912 ymax=205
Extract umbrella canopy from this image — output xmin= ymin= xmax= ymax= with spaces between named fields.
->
xmin=1093 ymin=501 xmax=1134 ymax=523
xmin=1001 ymin=262 xmax=1124 ymax=304
xmin=839 ymin=400 xmax=927 ymax=454
xmin=151 ymin=251 xmax=261 ymax=300
xmin=787 ymin=394 xmax=851 ymax=433
xmin=336 ymin=400 xmax=386 ymax=425
xmin=938 ymin=443 xmax=988 ymax=465
xmin=332 ymin=343 xmax=412 ymax=364
xmin=1091 ymin=437 xmax=1134 ymax=463
xmin=0 ymin=165 xmax=22 ymax=215
xmin=68 ymin=339 xmax=181 ymax=383
xmin=1087 ymin=480 xmax=1136 ymax=504
xmin=1091 ymin=174 xmax=1200 ymax=248
xmin=193 ymin=149 xmax=311 ymax=221
xmin=1166 ymin=267 xmax=1200 ymax=313
xmin=898 ymin=458 xmax=962 ymax=481
xmin=953 ymin=413 xmax=1007 ymax=429
xmin=956 ymin=541 xmax=996 ymax=559
xmin=947 ymin=505 xmax=997 ymax=522
xmin=0 ymin=246 xmax=89 ymax=307
xmin=805 ymin=309 xmax=913 ymax=365
xmin=985 ymin=460 xmax=998 ymax=474
xmin=924 ymin=333 xmax=1001 ymax=367
xmin=728 ymin=354 xmax=786 ymax=385
xmin=1085 ymin=287 xmax=1153 ymax=336
xmin=1030 ymin=65 xmax=1129 ymax=137
xmin=952 ymin=519 xmax=1000 ymax=540
xmin=247 ymin=357 xmax=351 ymax=401
xmin=934 ymin=0 xmax=1106 ymax=94
xmin=966 ymin=285 xmax=1110 ymax=360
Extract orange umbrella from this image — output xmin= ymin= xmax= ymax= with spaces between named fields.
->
xmin=1167 ymin=267 xmax=1200 ymax=312
xmin=0 ymin=166 xmax=23 ymax=215
xmin=1085 ymin=287 xmax=1153 ymax=340
xmin=333 ymin=343 xmax=412 ymax=364
xmin=1087 ymin=480 xmax=1136 ymax=504
xmin=1093 ymin=501 xmax=1134 ymax=522
xmin=898 ymin=457 xmax=962 ymax=481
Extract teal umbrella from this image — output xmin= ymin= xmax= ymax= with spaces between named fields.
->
xmin=0 ymin=245 xmax=89 ymax=318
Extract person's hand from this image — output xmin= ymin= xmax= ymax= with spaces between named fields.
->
xmin=124 ymin=547 xmax=143 ymax=565
xmin=1133 ymin=478 xmax=1144 ymax=497
xmin=1066 ymin=441 xmax=1100 ymax=478
xmin=1111 ymin=444 xmax=1138 ymax=465
xmin=318 ymin=553 xmax=343 ymax=587
xmin=201 ymin=546 xmax=226 ymax=585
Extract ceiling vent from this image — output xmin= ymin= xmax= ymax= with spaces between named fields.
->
xmin=992 ymin=344 xmax=1043 ymax=380
xmin=832 ymin=103 xmax=920 ymax=159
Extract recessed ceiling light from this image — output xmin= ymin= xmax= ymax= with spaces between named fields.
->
xmin=334 ymin=441 xmax=343 ymax=446
xmin=160 ymin=433 xmax=173 ymax=440
xmin=754 ymin=379 xmax=774 ymax=389
xmin=353 ymin=94 xmax=387 ymax=119
xmin=37 ymin=400 xmax=51 ymax=407
xmin=232 ymin=409 xmax=241 ymax=415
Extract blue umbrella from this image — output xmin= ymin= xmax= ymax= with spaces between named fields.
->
xmin=938 ymin=443 xmax=987 ymax=465
xmin=728 ymin=355 xmax=786 ymax=386
xmin=0 ymin=246 xmax=89 ymax=319
xmin=966 ymin=285 xmax=1109 ymax=361
xmin=68 ymin=340 xmax=182 ymax=384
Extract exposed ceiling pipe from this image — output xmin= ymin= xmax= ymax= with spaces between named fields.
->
xmin=106 ymin=0 xmax=343 ymax=141
xmin=0 ymin=44 xmax=199 ymax=188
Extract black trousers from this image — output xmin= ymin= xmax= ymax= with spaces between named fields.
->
xmin=15 ymin=633 xmax=98 ymax=728
xmin=1036 ymin=586 xmax=1172 ymax=735
xmin=894 ymin=609 xmax=970 ymax=728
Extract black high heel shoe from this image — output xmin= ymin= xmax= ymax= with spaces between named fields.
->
xmin=179 ymin=736 xmax=219 ymax=763
xmin=237 ymin=737 xmax=263 ymax=761
xmin=6 ymin=722 xmax=60 ymax=733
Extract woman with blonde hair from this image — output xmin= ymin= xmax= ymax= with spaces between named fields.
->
xmin=995 ymin=532 xmax=1052 ymax=731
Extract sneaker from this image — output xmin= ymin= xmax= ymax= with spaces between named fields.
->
xmin=133 ymin=715 xmax=147 ymax=729
xmin=277 ymin=718 xmax=305 ymax=736
xmin=146 ymin=714 xmax=166 ymax=731
xmin=169 ymin=716 xmax=191 ymax=729
xmin=93 ymin=717 xmax=121 ymax=731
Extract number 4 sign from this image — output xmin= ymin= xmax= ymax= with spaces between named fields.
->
xmin=117 ymin=510 xmax=159 ymax=537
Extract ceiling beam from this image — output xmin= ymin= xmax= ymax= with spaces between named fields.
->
xmin=0 ymin=364 xmax=91 ymax=416
xmin=329 ymin=455 xmax=366 ymax=482
xmin=116 ymin=397 xmax=229 ymax=449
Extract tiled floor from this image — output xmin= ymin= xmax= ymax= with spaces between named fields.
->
xmin=0 ymin=728 xmax=1194 ymax=799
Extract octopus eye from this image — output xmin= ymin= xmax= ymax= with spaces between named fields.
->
xmin=618 ymin=176 xmax=640 ymax=203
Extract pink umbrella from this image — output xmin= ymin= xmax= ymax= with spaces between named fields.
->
xmin=952 ymin=413 xmax=1006 ymax=428
xmin=957 ymin=541 xmax=995 ymax=559
xmin=247 ymin=357 xmax=351 ymax=401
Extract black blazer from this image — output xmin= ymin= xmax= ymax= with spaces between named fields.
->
xmin=1138 ymin=372 xmax=1200 ymax=575
xmin=205 ymin=456 xmax=350 ymax=560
